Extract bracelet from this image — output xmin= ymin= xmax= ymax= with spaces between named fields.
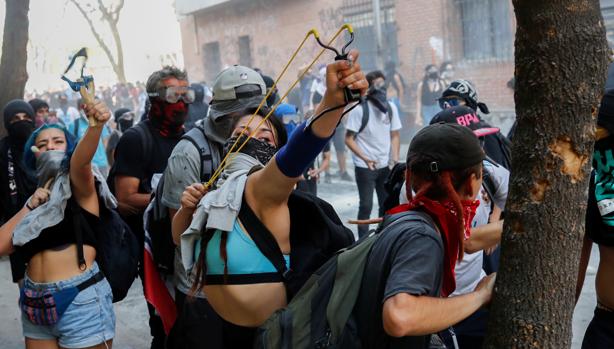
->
xmin=25 ymin=202 xmax=34 ymax=211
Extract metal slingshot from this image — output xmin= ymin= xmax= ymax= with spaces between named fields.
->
xmin=204 ymin=24 xmax=360 ymax=189
xmin=61 ymin=47 xmax=97 ymax=127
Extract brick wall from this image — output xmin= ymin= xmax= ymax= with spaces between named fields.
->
xmin=179 ymin=0 xmax=516 ymax=117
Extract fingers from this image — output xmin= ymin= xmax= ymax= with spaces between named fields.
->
xmin=84 ymin=99 xmax=111 ymax=123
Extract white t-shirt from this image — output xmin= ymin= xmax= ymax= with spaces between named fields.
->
xmin=452 ymin=161 xmax=509 ymax=296
xmin=310 ymin=78 xmax=326 ymax=97
xmin=346 ymin=101 xmax=402 ymax=169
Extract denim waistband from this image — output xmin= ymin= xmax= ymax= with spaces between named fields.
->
xmin=23 ymin=262 xmax=101 ymax=292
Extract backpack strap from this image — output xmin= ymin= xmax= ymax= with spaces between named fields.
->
xmin=71 ymin=199 xmax=95 ymax=271
xmin=181 ymin=126 xmax=216 ymax=182
xmin=238 ymin=197 xmax=293 ymax=281
xmin=355 ymin=100 xmax=370 ymax=137
xmin=386 ymin=101 xmax=393 ymax=122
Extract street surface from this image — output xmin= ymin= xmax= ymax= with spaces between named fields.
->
xmin=0 ymin=154 xmax=601 ymax=348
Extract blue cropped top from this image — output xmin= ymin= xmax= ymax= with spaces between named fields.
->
xmin=195 ymin=199 xmax=291 ymax=285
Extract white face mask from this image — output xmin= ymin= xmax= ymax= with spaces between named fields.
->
xmin=35 ymin=150 xmax=66 ymax=186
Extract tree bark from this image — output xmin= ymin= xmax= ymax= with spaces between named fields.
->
xmin=483 ymin=1 xmax=608 ymax=348
xmin=0 ymin=0 xmax=30 ymax=137
xmin=69 ymin=0 xmax=126 ymax=83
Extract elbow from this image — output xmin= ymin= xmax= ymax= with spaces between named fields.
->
xmin=464 ymin=238 xmax=479 ymax=254
xmin=382 ymin=296 xmax=420 ymax=337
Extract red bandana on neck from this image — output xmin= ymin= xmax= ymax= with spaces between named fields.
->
xmin=387 ymin=197 xmax=479 ymax=297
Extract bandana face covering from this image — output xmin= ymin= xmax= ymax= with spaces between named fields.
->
xmin=35 ymin=150 xmax=66 ymax=187
xmin=367 ymin=86 xmax=389 ymax=114
xmin=149 ymin=99 xmax=188 ymax=137
xmin=8 ymin=120 xmax=35 ymax=151
xmin=387 ymin=197 xmax=479 ymax=297
xmin=223 ymin=134 xmax=277 ymax=166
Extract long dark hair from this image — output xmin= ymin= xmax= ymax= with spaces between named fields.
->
xmin=406 ymin=154 xmax=482 ymax=261
xmin=189 ymin=108 xmax=287 ymax=296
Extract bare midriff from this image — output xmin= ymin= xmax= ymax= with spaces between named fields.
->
xmin=596 ymin=245 xmax=614 ymax=310
xmin=26 ymin=244 xmax=97 ymax=283
xmin=204 ymin=283 xmax=287 ymax=327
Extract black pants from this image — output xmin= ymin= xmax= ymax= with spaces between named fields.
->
xmin=582 ymin=307 xmax=614 ymax=349
xmin=167 ymin=289 xmax=224 ymax=349
xmin=355 ymin=166 xmax=390 ymax=237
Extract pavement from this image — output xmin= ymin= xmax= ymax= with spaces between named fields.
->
xmin=0 ymin=157 xmax=601 ymax=349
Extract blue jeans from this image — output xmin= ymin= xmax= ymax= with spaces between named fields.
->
xmin=21 ymin=262 xmax=115 ymax=348
xmin=355 ymin=166 xmax=390 ymax=237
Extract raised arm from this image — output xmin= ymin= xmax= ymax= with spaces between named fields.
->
xmin=247 ymin=50 xmax=368 ymax=207
xmin=70 ymin=101 xmax=111 ymax=215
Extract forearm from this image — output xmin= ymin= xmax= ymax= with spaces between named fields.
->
xmin=0 ymin=206 xmax=29 ymax=255
xmin=172 ymin=207 xmax=194 ymax=245
xmin=390 ymin=131 xmax=400 ymax=163
xmin=383 ymin=291 xmax=486 ymax=337
xmin=465 ymin=220 xmax=503 ymax=254
xmin=119 ymin=192 xmax=151 ymax=210
xmin=576 ymin=233 xmax=593 ymax=303
xmin=345 ymin=134 xmax=369 ymax=162
xmin=71 ymin=126 xmax=103 ymax=170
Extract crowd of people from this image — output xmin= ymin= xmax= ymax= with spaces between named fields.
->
xmin=0 ymin=45 xmax=610 ymax=349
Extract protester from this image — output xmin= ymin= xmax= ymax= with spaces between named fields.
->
xmin=346 ymin=70 xmax=402 ymax=237
xmin=68 ymin=100 xmax=111 ymax=177
xmin=55 ymin=93 xmax=80 ymax=126
xmin=172 ymin=51 xmax=366 ymax=347
xmin=438 ymin=79 xmax=512 ymax=170
xmin=261 ymin=74 xmax=279 ymax=108
xmin=429 ymin=106 xmax=509 ymax=347
xmin=28 ymin=98 xmax=51 ymax=128
xmin=0 ymin=101 xmax=115 ymax=349
xmin=106 ymin=108 xmax=134 ymax=168
xmin=110 ymin=66 xmax=191 ymax=349
xmin=161 ymin=65 xmax=268 ymax=348
xmin=415 ymin=64 xmax=446 ymax=126
xmin=0 ymin=100 xmax=37 ymax=285
xmin=577 ymin=90 xmax=614 ymax=349
xmin=384 ymin=60 xmax=407 ymax=113
xmin=440 ymin=61 xmax=455 ymax=86
xmin=184 ymin=83 xmax=209 ymax=131
xmin=353 ymin=123 xmax=496 ymax=348
xmin=309 ymin=64 xmax=327 ymax=111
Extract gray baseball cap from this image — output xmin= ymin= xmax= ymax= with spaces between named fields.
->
xmin=209 ymin=65 xmax=267 ymax=119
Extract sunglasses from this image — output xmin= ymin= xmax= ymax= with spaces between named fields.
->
xmin=438 ymin=97 xmax=464 ymax=109
xmin=148 ymin=86 xmax=195 ymax=104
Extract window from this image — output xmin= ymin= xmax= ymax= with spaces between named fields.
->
xmin=456 ymin=0 xmax=513 ymax=61
xmin=340 ymin=0 xmax=398 ymax=72
xmin=238 ymin=35 xmax=252 ymax=67
xmin=203 ymin=41 xmax=222 ymax=83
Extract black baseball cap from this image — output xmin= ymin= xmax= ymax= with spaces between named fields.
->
xmin=408 ymin=123 xmax=485 ymax=172
xmin=430 ymin=106 xmax=499 ymax=137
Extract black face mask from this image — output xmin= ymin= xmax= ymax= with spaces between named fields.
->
xmin=7 ymin=120 xmax=35 ymax=150
xmin=223 ymin=134 xmax=277 ymax=166
xmin=367 ymin=86 xmax=389 ymax=113
xmin=428 ymin=72 xmax=439 ymax=79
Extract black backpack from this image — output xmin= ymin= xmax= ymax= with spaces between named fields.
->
xmin=355 ymin=99 xmax=393 ymax=138
xmin=71 ymin=186 xmax=140 ymax=303
xmin=255 ymin=210 xmax=434 ymax=349
xmin=144 ymin=126 xmax=218 ymax=274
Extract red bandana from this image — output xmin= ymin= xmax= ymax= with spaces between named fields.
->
xmin=387 ymin=197 xmax=479 ymax=297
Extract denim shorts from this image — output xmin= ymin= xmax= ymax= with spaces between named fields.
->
xmin=21 ymin=262 xmax=115 ymax=348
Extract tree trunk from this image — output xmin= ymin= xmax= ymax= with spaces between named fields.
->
xmin=109 ymin=22 xmax=126 ymax=83
xmin=0 ymin=0 xmax=30 ymax=137
xmin=483 ymin=1 xmax=608 ymax=348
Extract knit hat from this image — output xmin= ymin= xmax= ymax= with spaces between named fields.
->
xmin=3 ymin=99 xmax=35 ymax=129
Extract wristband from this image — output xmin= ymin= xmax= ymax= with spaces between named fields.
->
xmin=275 ymin=121 xmax=333 ymax=178
xmin=25 ymin=202 xmax=34 ymax=211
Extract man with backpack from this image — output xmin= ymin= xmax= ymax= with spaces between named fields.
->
xmin=346 ymin=70 xmax=402 ymax=237
xmin=160 ymin=65 xmax=268 ymax=348
xmin=256 ymin=123 xmax=495 ymax=349
xmin=109 ymin=66 xmax=193 ymax=349
xmin=438 ymin=79 xmax=512 ymax=170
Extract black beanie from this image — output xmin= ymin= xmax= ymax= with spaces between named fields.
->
xmin=598 ymin=89 xmax=614 ymax=135
xmin=3 ymin=99 xmax=35 ymax=129
xmin=28 ymin=98 xmax=49 ymax=113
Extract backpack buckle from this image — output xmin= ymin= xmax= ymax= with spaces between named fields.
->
xmin=429 ymin=161 xmax=439 ymax=173
xmin=282 ymin=268 xmax=294 ymax=281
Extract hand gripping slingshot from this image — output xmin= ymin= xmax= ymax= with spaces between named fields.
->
xmin=204 ymin=24 xmax=362 ymax=189
xmin=61 ymin=47 xmax=97 ymax=127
